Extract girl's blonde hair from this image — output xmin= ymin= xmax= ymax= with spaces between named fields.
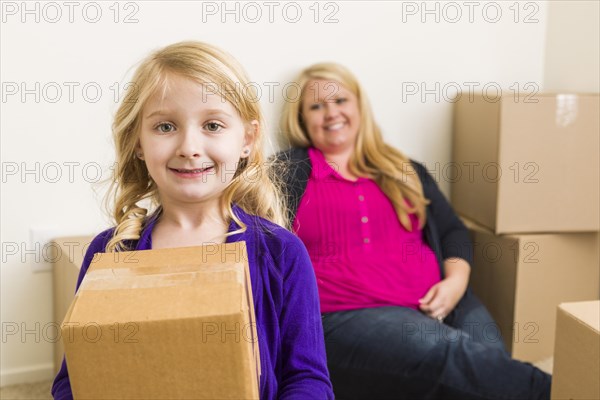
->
xmin=281 ymin=62 xmax=429 ymax=230
xmin=105 ymin=41 xmax=286 ymax=252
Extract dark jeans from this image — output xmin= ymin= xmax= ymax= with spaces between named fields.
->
xmin=321 ymin=289 xmax=551 ymax=400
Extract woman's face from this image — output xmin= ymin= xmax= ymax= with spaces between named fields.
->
xmin=301 ymin=79 xmax=361 ymax=155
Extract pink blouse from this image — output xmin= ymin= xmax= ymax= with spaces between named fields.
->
xmin=293 ymin=147 xmax=441 ymax=313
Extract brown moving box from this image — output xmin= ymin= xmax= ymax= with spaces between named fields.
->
xmin=463 ymin=216 xmax=599 ymax=363
xmin=452 ymin=94 xmax=599 ymax=234
xmin=52 ymin=236 xmax=92 ymax=374
xmin=61 ymin=242 xmax=260 ymax=400
xmin=551 ymin=301 xmax=600 ymax=400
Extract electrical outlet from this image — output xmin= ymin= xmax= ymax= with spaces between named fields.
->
xmin=29 ymin=228 xmax=66 ymax=273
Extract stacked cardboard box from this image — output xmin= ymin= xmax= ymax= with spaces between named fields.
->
xmin=551 ymin=301 xmax=599 ymax=400
xmin=462 ymin=217 xmax=598 ymax=362
xmin=451 ymin=94 xmax=600 ymax=364
xmin=52 ymin=236 xmax=92 ymax=374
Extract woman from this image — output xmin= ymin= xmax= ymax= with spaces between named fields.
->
xmin=275 ymin=62 xmax=551 ymax=399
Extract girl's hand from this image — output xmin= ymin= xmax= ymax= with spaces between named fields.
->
xmin=418 ymin=258 xmax=470 ymax=321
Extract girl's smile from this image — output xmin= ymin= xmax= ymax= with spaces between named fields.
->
xmin=169 ymin=165 xmax=214 ymax=179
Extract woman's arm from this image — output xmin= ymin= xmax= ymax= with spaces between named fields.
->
xmin=412 ymin=161 xmax=473 ymax=265
xmin=277 ymin=237 xmax=334 ymax=399
xmin=411 ymin=162 xmax=472 ymax=318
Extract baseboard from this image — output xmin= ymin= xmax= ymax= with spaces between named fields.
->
xmin=0 ymin=363 xmax=54 ymax=387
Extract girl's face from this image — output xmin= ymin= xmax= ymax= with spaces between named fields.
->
xmin=137 ymin=74 xmax=255 ymax=208
xmin=301 ymin=79 xmax=361 ymax=155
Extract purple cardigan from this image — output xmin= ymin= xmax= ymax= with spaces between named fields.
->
xmin=51 ymin=205 xmax=334 ymax=400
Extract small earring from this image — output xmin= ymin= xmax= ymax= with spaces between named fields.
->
xmin=243 ymin=149 xmax=250 ymax=155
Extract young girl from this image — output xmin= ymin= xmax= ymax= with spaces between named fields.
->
xmin=51 ymin=41 xmax=333 ymax=400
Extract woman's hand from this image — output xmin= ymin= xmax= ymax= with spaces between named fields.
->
xmin=419 ymin=258 xmax=470 ymax=320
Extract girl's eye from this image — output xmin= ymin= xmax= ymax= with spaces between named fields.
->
xmin=309 ymin=103 xmax=322 ymax=111
xmin=335 ymin=98 xmax=347 ymax=104
xmin=205 ymin=122 xmax=223 ymax=132
xmin=156 ymin=122 xmax=175 ymax=133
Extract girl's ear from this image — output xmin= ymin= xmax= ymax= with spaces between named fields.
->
xmin=241 ymin=120 xmax=259 ymax=158
xmin=134 ymin=143 xmax=144 ymax=160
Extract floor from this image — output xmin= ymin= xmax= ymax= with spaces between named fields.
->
xmin=0 ymin=358 xmax=553 ymax=400
xmin=0 ymin=380 xmax=52 ymax=400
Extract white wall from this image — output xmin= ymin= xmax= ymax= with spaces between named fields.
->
xmin=543 ymin=0 xmax=600 ymax=93
xmin=1 ymin=0 xmax=551 ymax=385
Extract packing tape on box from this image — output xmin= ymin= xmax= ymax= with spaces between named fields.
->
xmin=78 ymin=263 xmax=245 ymax=292
xmin=556 ymin=94 xmax=579 ymax=127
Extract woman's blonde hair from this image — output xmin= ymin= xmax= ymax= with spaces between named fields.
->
xmin=105 ymin=41 xmax=286 ymax=252
xmin=281 ymin=62 xmax=429 ymax=231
